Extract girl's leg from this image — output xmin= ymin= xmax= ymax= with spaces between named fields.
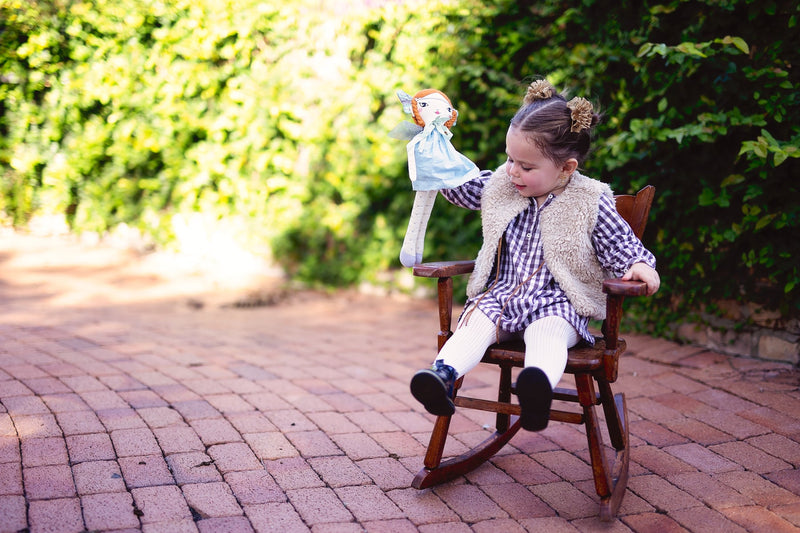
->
xmin=522 ymin=315 xmax=580 ymax=389
xmin=410 ymin=307 xmax=501 ymax=416
xmin=517 ymin=316 xmax=580 ymax=431
xmin=438 ymin=307 xmax=503 ymax=377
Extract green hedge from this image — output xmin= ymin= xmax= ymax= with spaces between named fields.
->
xmin=2 ymin=0 xmax=798 ymax=335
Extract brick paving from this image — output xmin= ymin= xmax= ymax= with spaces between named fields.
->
xmin=1 ymin=233 xmax=799 ymax=532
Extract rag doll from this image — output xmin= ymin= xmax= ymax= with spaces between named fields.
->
xmin=390 ymin=89 xmax=479 ymax=267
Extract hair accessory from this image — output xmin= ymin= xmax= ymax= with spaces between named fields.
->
xmin=566 ymin=97 xmax=593 ymax=133
xmin=524 ymin=80 xmax=555 ymax=105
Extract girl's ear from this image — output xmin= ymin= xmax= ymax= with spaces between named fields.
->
xmin=562 ymin=158 xmax=578 ymax=174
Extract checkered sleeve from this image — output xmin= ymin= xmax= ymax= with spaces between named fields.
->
xmin=439 ymin=170 xmax=492 ymax=210
xmin=593 ymin=194 xmax=657 ymax=277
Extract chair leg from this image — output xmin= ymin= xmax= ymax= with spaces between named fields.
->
xmin=421 ymin=414 xmax=452 ymax=470
xmin=578 ymin=375 xmax=612 ymax=496
xmin=418 ymin=376 xmax=465 ymax=471
xmin=575 ymin=374 xmax=630 ymax=521
xmin=600 ymin=391 xmax=630 ymax=521
xmin=496 ymin=364 xmax=513 ymax=432
xmin=599 ymin=379 xmax=626 ymax=451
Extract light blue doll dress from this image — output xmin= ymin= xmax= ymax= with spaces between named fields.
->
xmin=405 ymin=115 xmax=480 ymax=191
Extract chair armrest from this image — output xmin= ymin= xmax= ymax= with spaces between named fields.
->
xmin=413 ymin=260 xmax=475 ymax=278
xmin=603 ymin=279 xmax=648 ymax=297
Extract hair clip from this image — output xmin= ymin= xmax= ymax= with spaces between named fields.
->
xmin=524 ymin=80 xmax=555 ymax=105
xmin=566 ymin=97 xmax=593 ymax=133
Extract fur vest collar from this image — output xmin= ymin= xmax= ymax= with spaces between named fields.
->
xmin=467 ymin=165 xmax=614 ymax=319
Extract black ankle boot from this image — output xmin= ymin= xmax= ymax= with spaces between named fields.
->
xmin=516 ymin=367 xmax=553 ymax=431
xmin=410 ymin=360 xmax=457 ymax=416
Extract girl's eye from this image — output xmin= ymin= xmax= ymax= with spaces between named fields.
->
xmin=419 ymin=102 xmax=428 ymax=107
xmin=508 ymin=158 xmax=531 ymax=172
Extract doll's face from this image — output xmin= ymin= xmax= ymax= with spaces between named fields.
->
xmin=415 ymin=94 xmax=454 ymax=126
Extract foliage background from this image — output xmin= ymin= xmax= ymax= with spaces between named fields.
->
xmin=1 ymin=0 xmax=798 ymax=336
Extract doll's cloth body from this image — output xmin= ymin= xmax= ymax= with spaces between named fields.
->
xmin=406 ymin=115 xmax=479 ymax=191
xmin=399 ymin=190 xmax=437 ymax=267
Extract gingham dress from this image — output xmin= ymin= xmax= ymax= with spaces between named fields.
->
xmin=442 ymin=171 xmax=656 ymax=344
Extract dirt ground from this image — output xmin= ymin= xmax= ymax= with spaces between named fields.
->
xmin=0 ymin=228 xmax=295 ymax=313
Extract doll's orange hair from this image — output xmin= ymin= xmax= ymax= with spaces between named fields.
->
xmin=411 ymin=89 xmax=458 ymax=129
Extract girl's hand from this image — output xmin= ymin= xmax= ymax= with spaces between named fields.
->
xmin=622 ymin=262 xmax=661 ymax=296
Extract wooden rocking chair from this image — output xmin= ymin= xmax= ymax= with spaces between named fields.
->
xmin=411 ymin=185 xmax=655 ymax=521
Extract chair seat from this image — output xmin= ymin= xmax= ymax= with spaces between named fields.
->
xmin=482 ymin=336 xmax=627 ymax=375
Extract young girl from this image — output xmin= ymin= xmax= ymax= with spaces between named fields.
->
xmin=410 ymin=78 xmax=660 ymax=431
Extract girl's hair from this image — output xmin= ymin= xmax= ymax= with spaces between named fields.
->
xmin=411 ymin=89 xmax=458 ymax=129
xmin=509 ymin=79 xmax=601 ymax=166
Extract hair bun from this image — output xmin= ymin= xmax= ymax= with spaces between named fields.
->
xmin=524 ymin=79 xmax=556 ymax=105
xmin=566 ymin=97 xmax=593 ymax=133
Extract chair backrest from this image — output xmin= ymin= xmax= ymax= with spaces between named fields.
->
xmin=614 ymin=185 xmax=655 ymax=239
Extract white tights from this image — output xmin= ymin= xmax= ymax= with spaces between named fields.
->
xmin=435 ymin=308 xmax=580 ymax=389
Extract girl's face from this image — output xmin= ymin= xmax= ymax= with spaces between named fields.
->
xmin=415 ymin=94 xmax=454 ymax=125
xmin=505 ymin=126 xmax=576 ymax=200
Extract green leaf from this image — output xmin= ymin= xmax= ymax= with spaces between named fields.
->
xmin=698 ymin=188 xmax=716 ymax=207
xmin=760 ymin=129 xmax=778 ymax=145
xmin=675 ymin=42 xmax=706 ymax=58
xmin=721 ymin=35 xmax=750 ymax=54
xmin=720 ymin=174 xmax=745 ymax=187
xmin=755 ymin=214 xmax=776 ymax=231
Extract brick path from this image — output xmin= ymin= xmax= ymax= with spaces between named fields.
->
xmin=1 ymin=233 xmax=799 ymax=532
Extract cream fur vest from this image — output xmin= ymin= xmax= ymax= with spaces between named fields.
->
xmin=466 ymin=166 xmax=614 ymax=320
